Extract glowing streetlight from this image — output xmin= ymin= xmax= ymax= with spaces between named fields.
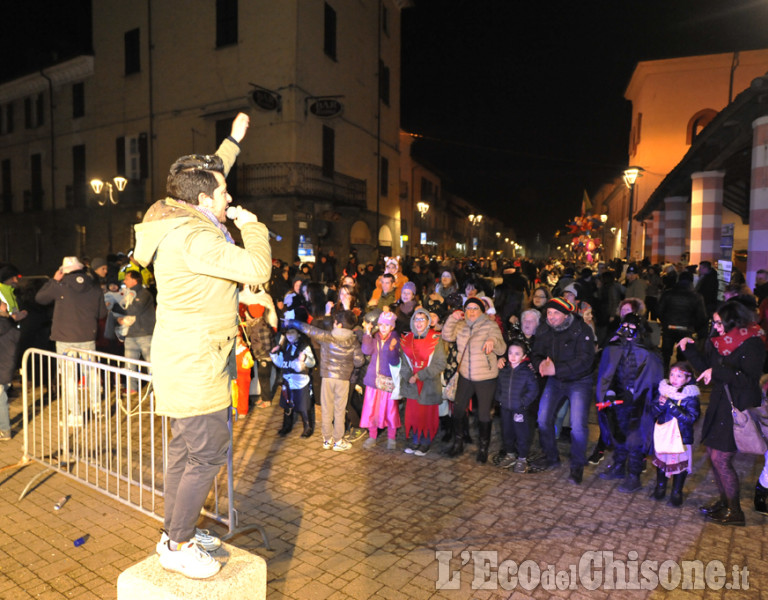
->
xmin=90 ymin=176 xmax=128 ymax=253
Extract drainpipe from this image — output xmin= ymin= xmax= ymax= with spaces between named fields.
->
xmin=40 ymin=70 xmax=56 ymax=211
xmin=375 ymin=0 xmax=382 ymax=256
xmin=147 ymin=0 xmax=155 ymax=201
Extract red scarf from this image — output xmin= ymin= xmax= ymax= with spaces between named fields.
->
xmin=711 ymin=322 xmax=766 ymax=356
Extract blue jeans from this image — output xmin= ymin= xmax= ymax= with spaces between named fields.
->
xmin=537 ymin=375 xmax=593 ymax=468
xmin=56 ymin=341 xmax=97 ymax=414
xmin=0 ymin=383 xmax=9 ymax=434
xmin=124 ymin=335 xmax=152 ymax=394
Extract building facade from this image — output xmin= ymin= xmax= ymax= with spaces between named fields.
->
xmin=0 ymin=0 xmax=412 ymax=272
xmin=597 ymin=49 xmax=768 ymax=281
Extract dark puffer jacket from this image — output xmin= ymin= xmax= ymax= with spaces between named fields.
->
xmin=35 ymin=271 xmax=108 ymax=343
xmin=495 ymin=359 xmax=539 ymax=411
xmin=293 ymin=321 xmax=364 ymax=380
xmin=531 ymin=314 xmax=595 ymax=382
xmin=650 ymin=381 xmax=701 ymax=445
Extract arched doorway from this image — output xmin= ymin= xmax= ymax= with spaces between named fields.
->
xmin=378 ymin=225 xmax=393 ymax=256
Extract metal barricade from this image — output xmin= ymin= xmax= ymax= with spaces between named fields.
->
xmin=19 ymin=347 xmax=269 ymax=547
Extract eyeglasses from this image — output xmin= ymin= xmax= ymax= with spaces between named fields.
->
xmin=413 ymin=317 xmax=428 ymax=322
xmin=712 ymin=319 xmax=723 ymax=326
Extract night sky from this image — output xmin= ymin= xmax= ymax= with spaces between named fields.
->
xmin=402 ymin=0 xmax=768 ymax=242
xmin=3 ymin=1 xmax=768 ymax=243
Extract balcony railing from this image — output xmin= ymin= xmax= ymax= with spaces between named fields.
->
xmin=238 ymin=162 xmax=366 ymax=207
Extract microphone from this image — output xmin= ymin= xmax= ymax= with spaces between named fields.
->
xmin=226 ymin=206 xmax=282 ymax=241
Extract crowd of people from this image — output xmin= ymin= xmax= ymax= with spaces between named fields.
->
xmin=227 ymin=253 xmax=767 ymax=526
xmin=5 ymin=111 xmax=768 ymax=577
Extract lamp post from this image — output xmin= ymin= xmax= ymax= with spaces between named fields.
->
xmin=91 ymin=176 xmax=128 ymax=254
xmin=599 ymin=213 xmax=608 ymax=260
xmin=417 ymin=201 xmax=429 ymax=254
xmin=622 ymin=167 xmax=643 ymax=262
xmin=468 ymin=214 xmax=482 ymax=256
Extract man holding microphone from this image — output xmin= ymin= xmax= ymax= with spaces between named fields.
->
xmin=133 ymin=113 xmax=272 ymax=578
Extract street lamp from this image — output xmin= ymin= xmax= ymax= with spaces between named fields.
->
xmin=91 ymin=176 xmax=128 ymax=253
xmin=416 ymin=201 xmax=430 ymax=253
xmin=622 ymin=166 xmax=643 ymax=262
xmin=468 ymin=214 xmax=483 ymax=256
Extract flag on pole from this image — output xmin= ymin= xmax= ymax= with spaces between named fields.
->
xmin=581 ymin=189 xmax=592 ymax=216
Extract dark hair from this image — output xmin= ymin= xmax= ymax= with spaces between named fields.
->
xmin=507 ymin=338 xmax=529 ymax=355
xmin=124 ymin=270 xmax=141 ymax=284
xmin=303 ymin=281 xmax=327 ymax=318
xmin=715 ymin=300 xmax=756 ymax=333
xmin=381 ymin=273 xmax=395 ymax=283
xmin=669 ymin=361 xmax=694 ymax=387
xmin=334 ymin=310 xmax=357 ymax=330
xmin=166 ymin=169 xmax=220 ymax=204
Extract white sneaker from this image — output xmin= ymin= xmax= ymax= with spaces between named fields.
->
xmin=156 ymin=529 xmax=222 ymax=555
xmin=332 ymin=439 xmax=352 ymax=452
xmin=158 ymin=541 xmax=220 ymax=579
xmin=322 ymin=439 xmax=333 ymax=450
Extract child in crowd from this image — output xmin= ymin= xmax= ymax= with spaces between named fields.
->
xmin=650 ymin=361 xmax=701 ymax=506
xmin=270 ymin=324 xmax=316 ymax=438
xmin=361 ymin=311 xmax=402 ymax=450
xmin=495 ymin=339 xmax=539 ymax=473
xmin=285 ymin=311 xmax=364 ymax=452
xmin=400 ymin=308 xmax=447 ymax=456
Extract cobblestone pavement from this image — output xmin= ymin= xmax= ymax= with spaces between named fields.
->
xmin=0 ymin=380 xmax=766 ymax=599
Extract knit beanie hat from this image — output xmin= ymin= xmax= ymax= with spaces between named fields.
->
xmin=401 ymin=281 xmax=417 ymax=295
xmin=463 ymin=297 xmax=486 ymax=312
xmin=545 ymin=297 xmax=575 ymax=315
xmin=378 ymin=311 xmax=397 ymax=326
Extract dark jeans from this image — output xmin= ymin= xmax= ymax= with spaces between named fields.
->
xmin=454 ymin=376 xmax=497 ymax=423
xmin=500 ymin=406 xmax=532 ymax=458
xmin=537 ymin=375 xmax=593 ymax=468
xmin=164 ymin=407 xmax=230 ymax=544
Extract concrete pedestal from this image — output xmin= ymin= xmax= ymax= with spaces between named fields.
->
xmin=117 ymin=543 xmax=267 ymax=600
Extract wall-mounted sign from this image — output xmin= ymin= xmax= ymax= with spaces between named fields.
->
xmin=251 ymin=89 xmax=280 ymax=111
xmin=310 ymin=98 xmax=344 ymax=118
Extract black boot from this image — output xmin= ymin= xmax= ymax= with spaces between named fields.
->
xmin=476 ymin=421 xmax=492 ymax=464
xmin=668 ymin=472 xmax=687 ymax=507
xmin=652 ymin=468 xmax=668 ymax=501
xmin=299 ymin=412 xmax=313 ymax=438
xmin=462 ymin=414 xmax=473 ymax=444
xmin=444 ymin=415 xmax=465 ymax=457
xmin=598 ymin=459 xmax=626 ymax=480
xmin=700 ymin=495 xmax=727 ymax=516
xmin=706 ymin=496 xmax=745 ymax=526
xmin=277 ymin=411 xmax=293 ymax=436
xmin=755 ymin=481 xmax=768 ymax=514
xmin=440 ymin=416 xmax=453 ymax=443
xmin=302 ymin=406 xmax=315 ymax=438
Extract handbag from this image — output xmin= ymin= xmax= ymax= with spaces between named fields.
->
xmin=725 ymin=385 xmax=768 ymax=455
xmin=374 ymin=340 xmax=395 ymax=392
xmin=653 ymin=417 xmax=685 ymax=454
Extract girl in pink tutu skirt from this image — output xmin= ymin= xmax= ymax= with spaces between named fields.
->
xmin=361 ymin=311 xmax=401 ymax=450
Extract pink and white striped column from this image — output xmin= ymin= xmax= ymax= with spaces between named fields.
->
xmin=689 ymin=171 xmax=724 ymax=265
xmin=643 ymin=218 xmax=653 ymax=260
xmin=747 ymin=116 xmax=768 ymax=290
xmin=663 ymin=196 xmax=687 ymax=264
xmin=650 ymin=210 xmax=665 ymax=264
